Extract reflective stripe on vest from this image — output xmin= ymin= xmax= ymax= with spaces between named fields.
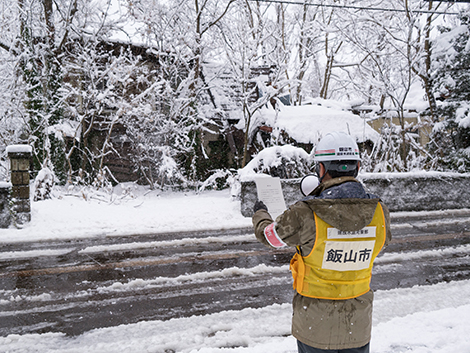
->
xmin=289 ymin=203 xmax=386 ymax=300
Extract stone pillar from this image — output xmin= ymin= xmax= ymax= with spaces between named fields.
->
xmin=6 ymin=145 xmax=32 ymax=225
xmin=0 ymin=182 xmax=12 ymax=228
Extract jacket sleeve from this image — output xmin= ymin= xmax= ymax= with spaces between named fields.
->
xmin=380 ymin=201 xmax=392 ymax=248
xmin=252 ymin=202 xmax=316 ymax=250
xmin=252 ymin=209 xmax=276 ymax=247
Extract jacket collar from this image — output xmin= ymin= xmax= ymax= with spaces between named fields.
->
xmin=311 ymin=176 xmax=359 ymax=197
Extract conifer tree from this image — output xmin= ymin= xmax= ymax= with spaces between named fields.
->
xmin=430 ymin=10 xmax=470 ymax=172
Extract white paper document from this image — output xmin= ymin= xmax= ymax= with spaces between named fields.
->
xmin=255 ymin=177 xmax=287 ymax=219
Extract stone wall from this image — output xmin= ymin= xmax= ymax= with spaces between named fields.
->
xmin=0 ymin=182 xmax=11 ymax=228
xmin=240 ymin=172 xmax=470 ymax=217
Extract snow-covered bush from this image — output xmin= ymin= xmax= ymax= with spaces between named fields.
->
xmin=362 ymin=122 xmax=428 ymax=173
xmin=238 ymin=145 xmax=313 ymax=181
xmin=198 ymin=169 xmax=236 ymax=193
xmin=429 ymin=104 xmax=470 ymax=172
xmin=33 ymin=168 xmax=55 ymax=201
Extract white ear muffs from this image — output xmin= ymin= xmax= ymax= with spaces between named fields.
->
xmin=300 ymin=174 xmax=320 ymax=197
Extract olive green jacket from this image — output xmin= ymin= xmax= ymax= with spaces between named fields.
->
xmin=252 ymin=177 xmax=392 ymax=350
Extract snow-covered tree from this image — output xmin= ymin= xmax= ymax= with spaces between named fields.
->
xmin=332 ymin=0 xmax=453 ymax=171
xmin=0 ymin=0 xmax=69 ymax=182
xmin=215 ymin=1 xmax=289 ymax=168
xmin=1 ymin=0 xmax=469 ymax=189
xmin=0 ymin=0 xmax=128 ymax=184
xmin=429 ymin=9 xmax=470 ymax=171
xmin=124 ymin=0 xmax=238 ymax=184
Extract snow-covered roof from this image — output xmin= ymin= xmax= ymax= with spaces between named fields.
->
xmin=258 ymin=99 xmax=379 ymax=144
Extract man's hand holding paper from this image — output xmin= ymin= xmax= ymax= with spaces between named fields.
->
xmin=254 ymin=177 xmax=287 ymax=219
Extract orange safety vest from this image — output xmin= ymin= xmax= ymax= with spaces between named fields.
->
xmin=290 ymin=203 xmax=386 ymax=300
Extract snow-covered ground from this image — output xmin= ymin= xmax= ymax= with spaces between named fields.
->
xmin=0 ymin=185 xmax=252 ymax=244
xmin=1 ymin=185 xmax=469 ymax=352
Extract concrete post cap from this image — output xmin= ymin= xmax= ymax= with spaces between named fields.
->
xmin=6 ymin=145 xmax=33 ymax=154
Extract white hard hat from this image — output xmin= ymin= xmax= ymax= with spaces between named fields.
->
xmin=313 ymin=132 xmax=361 ymax=162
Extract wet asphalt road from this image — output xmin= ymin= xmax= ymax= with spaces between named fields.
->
xmin=0 ymin=209 xmax=470 ymax=337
